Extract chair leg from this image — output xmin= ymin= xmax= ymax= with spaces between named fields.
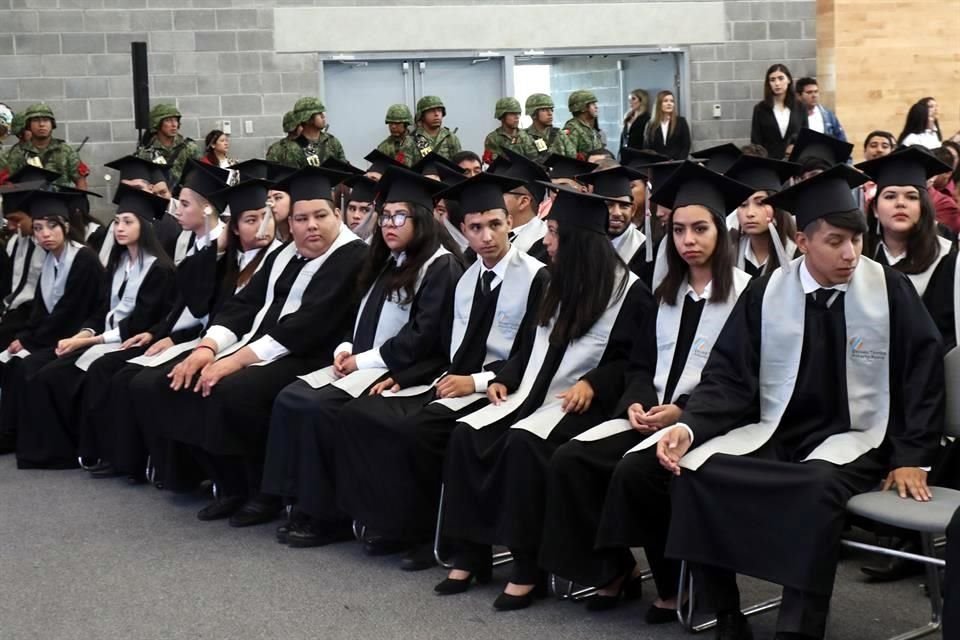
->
xmin=882 ymin=534 xmax=943 ymax=640
xmin=432 ymin=483 xmax=513 ymax=570
xmin=676 ymin=560 xmax=782 ymax=633
xmin=352 ymin=520 xmax=367 ymax=543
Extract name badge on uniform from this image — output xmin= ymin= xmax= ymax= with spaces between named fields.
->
xmin=26 ymin=156 xmax=43 ymax=168
xmin=534 ymin=139 xmax=547 ymax=152
xmin=153 ymin=153 xmax=167 ymax=165
xmin=306 ymin=154 xmax=321 ymax=167
xmin=420 ymin=146 xmax=433 ymax=157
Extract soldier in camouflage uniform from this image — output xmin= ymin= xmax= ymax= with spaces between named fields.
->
xmin=2 ymin=103 xmax=88 ymax=188
xmin=265 ymin=110 xmax=302 ymax=163
xmin=557 ymin=90 xmax=606 ymax=160
xmin=412 ymin=96 xmax=462 ymax=160
xmin=523 ymin=93 xmax=576 ymax=162
xmin=269 ymin=97 xmax=347 ymax=169
xmin=376 ymin=104 xmax=419 ymax=168
xmin=135 ymin=103 xmax=202 ymax=185
xmin=482 ymin=97 xmax=540 ymax=164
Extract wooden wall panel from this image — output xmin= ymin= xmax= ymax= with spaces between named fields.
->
xmin=817 ymin=0 xmax=960 ymax=160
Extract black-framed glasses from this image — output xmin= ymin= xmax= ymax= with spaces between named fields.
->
xmin=378 ymin=213 xmax=409 ymax=228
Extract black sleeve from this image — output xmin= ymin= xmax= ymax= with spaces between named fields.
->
xmin=18 ymin=249 xmax=103 ymax=349
xmin=921 ymin=251 xmax=957 ymax=350
xmin=82 ymin=270 xmax=113 ymax=334
xmin=886 ymin=270 xmax=946 ymax=468
xmin=208 ymin=248 xmax=281 ymax=339
xmin=580 ymin=279 xmax=655 ymax=417
xmin=627 ymin=112 xmax=649 ymax=150
xmin=85 ymin=225 xmax=107 ymax=253
xmin=117 ymin=263 xmax=177 ymax=341
xmin=0 ymin=245 xmax=11 ymax=300
xmin=378 ymin=253 xmax=464 ymax=371
xmin=674 ymin=117 xmax=692 ymax=160
xmin=265 ymin=241 xmax=367 ymax=355
xmin=613 ymin=302 xmax=660 ymax=418
xmin=750 ymin=103 xmax=764 ymax=146
xmin=176 ymin=244 xmax=221 ymax=317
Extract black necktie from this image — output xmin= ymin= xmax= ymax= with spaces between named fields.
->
xmin=481 ymin=270 xmax=496 ymax=297
xmin=508 ymin=231 xmax=517 ymax=243
xmin=811 ymin=288 xmax=843 ymax=309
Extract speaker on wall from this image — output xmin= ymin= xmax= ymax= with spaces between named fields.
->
xmin=131 ymin=42 xmax=150 ymax=132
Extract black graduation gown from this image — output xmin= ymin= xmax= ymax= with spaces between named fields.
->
xmin=259 ymin=252 xmax=464 ymax=520
xmin=628 ymin=236 xmax=662 ymax=290
xmin=85 ymin=224 xmax=108 ymax=254
xmin=540 ymin=296 xmax=704 ymax=596
xmin=334 ymin=268 xmax=549 ymax=542
xmin=439 ymin=279 xmax=652 ymax=580
xmin=0 ymin=247 xmax=103 ymax=441
xmin=15 ymin=261 xmax=176 ymax=469
xmin=0 ymin=237 xmax=41 ymax=349
xmin=599 ymin=269 xmax=943 ymax=607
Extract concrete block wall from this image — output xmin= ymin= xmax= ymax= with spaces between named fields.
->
xmin=0 ymin=0 xmax=816 ymax=205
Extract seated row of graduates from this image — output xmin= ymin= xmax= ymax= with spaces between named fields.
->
xmin=0 ymin=137 xmax=954 ymax=639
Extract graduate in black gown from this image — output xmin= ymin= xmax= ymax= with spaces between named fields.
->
xmin=79 ymin=159 xmax=236 ymax=480
xmin=630 ymin=159 xmax=685 ymax=289
xmin=433 ymin=185 xmax=651 ymax=611
xmin=488 ymin=148 xmax=553 ymax=262
xmin=15 ymin=185 xmax=176 ymax=469
xmin=725 ymin=155 xmax=800 ymax=279
xmin=258 ymin=166 xmax=464 ymax=542
xmin=615 ymin=165 xmax=944 ymax=640
xmin=576 ymin=165 xmax=651 ymax=278
xmin=0 ymin=190 xmax=103 ymax=455
xmin=539 ymin=162 xmax=754 ymax=622
xmin=333 ymin=172 xmax=549 ymax=569
xmin=133 ymin=168 xmax=366 ymax=520
xmin=100 ymin=156 xmax=177 ymax=266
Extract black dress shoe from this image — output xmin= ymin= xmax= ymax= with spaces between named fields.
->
xmin=861 ymin=539 xmax=924 ymax=582
xmin=126 ymin=474 xmax=148 ymax=485
xmin=286 ymin=520 xmax=354 ymax=548
xmin=0 ymin=432 xmax=16 ymax=454
xmin=196 ymin=496 xmax=245 ymax=521
xmin=229 ymin=494 xmax=283 ymax=528
xmin=363 ymin=536 xmax=412 ymax=557
xmin=645 ymin=604 xmax=680 ymax=624
xmin=434 ymin=564 xmax=494 ymax=595
xmin=90 ymin=464 xmax=123 ymax=479
xmin=716 ymin=611 xmax=753 ymax=640
xmin=399 ymin=543 xmax=437 ymax=571
xmin=586 ymin=573 xmax=645 ymax=612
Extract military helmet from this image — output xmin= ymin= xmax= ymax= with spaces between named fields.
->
xmin=24 ymin=103 xmax=57 ymax=129
xmin=416 ymin=95 xmax=446 ymax=120
xmin=524 ymin=93 xmax=554 ymax=117
xmin=293 ymin=97 xmax=325 ymax=125
xmin=385 ymin=104 xmax=413 ymax=126
xmin=281 ymin=110 xmax=298 ymax=134
xmin=494 ymin=97 xmax=522 ymax=120
xmin=149 ymin=103 xmax=181 ymax=132
xmin=9 ymin=111 xmax=25 ymax=137
xmin=0 ymin=103 xmax=12 ymax=136
xmin=568 ymin=90 xmax=599 ymax=115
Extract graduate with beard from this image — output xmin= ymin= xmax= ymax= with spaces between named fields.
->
xmin=539 ymin=162 xmax=754 ymax=622
xmin=333 ymin=171 xmax=549 ymax=569
xmin=133 ymin=167 xmax=366 ymax=520
xmin=257 ymin=167 xmax=464 ymax=542
xmin=434 ymin=185 xmax=652 ymax=611
xmin=607 ymin=164 xmax=945 ymax=640
xmin=576 ymin=165 xmax=651 ymax=277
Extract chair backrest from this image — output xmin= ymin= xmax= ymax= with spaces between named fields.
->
xmin=945 ymin=255 xmax=960 ymax=438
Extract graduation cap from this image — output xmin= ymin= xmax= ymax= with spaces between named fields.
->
xmin=113 ymin=182 xmax=170 ymax=222
xmin=8 ymin=165 xmax=61 ymax=185
xmin=855 ymin=146 xmax=953 ymax=192
xmin=763 ymin=163 xmax=869 ymax=230
xmin=650 ymin=161 xmax=755 ymax=219
xmin=208 ymin=179 xmax=272 ymax=215
xmin=575 ymin=165 xmax=646 ymax=200
xmin=1 ymin=180 xmax=48 ymax=215
xmin=635 ymin=160 xmax=685 ymax=191
xmin=53 ymin=184 xmax=103 ymax=217
xmin=178 ymin=159 xmax=229 ymax=199
xmin=724 ymin=155 xmax=801 ymax=194
xmin=344 ymin=175 xmax=378 ymax=204
xmin=691 ymin=143 xmax=743 ymax=174
xmin=492 ymin=148 xmax=550 ymax=203
xmin=377 ymin=166 xmax=448 ymax=210
xmin=788 ymin=129 xmax=854 ymax=167
xmin=436 ymin=172 xmax=526 ymax=215
xmin=105 ymin=155 xmax=167 ymax=184
xmin=273 ymin=166 xmax=350 ymax=205
xmin=620 ymin=147 xmax=670 ymax=171
xmin=362 ymin=150 xmax=403 ymax=177
xmin=322 ymin=157 xmax=363 ymax=176
xmin=543 ymin=153 xmax=598 ymax=180
xmin=537 ymin=182 xmax=613 ymax=235
xmin=436 ymin=163 xmax=468 ymax=187
xmin=23 ymin=190 xmax=75 ymax=219
xmin=412 ymin=151 xmax=463 ymax=179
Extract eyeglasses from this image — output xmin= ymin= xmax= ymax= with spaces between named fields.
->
xmin=378 ymin=213 xmax=409 ymax=228
xmin=505 ymin=191 xmax=527 ymax=198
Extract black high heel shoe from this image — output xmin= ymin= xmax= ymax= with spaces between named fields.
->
xmin=434 ymin=563 xmax=493 ymax=595
xmin=586 ymin=572 xmax=645 ymax=612
xmin=492 ymin=577 xmax=548 ymax=611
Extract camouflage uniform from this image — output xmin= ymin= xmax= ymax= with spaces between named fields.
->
xmin=135 ymin=104 xmax=201 ymax=184
xmin=270 ymin=97 xmax=347 ymax=168
xmin=525 ymin=123 xmax=577 ymax=161
xmin=483 ymin=128 xmax=540 ymax=163
xmin=412 ymin=96 xmax=461 ymax=160
xmin=265 ymin=110 xmax=299 ymax=163
xmin=554 ymin=90 xmax=606 ymax=159
xmin=376 ymin=136 xmax=419 ymax=168
xmin=3 ymin=104 xmax=86 ymax=186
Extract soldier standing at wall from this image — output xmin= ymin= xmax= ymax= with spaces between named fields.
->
xmin=558 ymin=90 xmax=606 ymax=160
xmin=412 ymin=96 xmax=462 ymax=160
xmin=482 ymin=97 xmax=539 ymax=164
xmin=2 ymin=104 xmax=88 ymax=189
xmin=269 ymin=97 xmax=347 ymax=168
xmin=265 ymin=111 xmax=302 ymax=163
xmin=135 ymin=103 xmax=201 ymax=185
xmin=376 ymin=104 xmax=419 ymax=167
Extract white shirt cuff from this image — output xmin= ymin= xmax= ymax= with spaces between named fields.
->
xmin=919 ymin=467 xmax=931 ymax=472
xmin=247 ymin=335 xmax=290 ymax=364
xmin=204 ymin=325 xmax=237 ymax=353
xmin=470 ymin=371 xmax=496 ymax=393
xmin=354 ymin=348 xmax=386 ymax=370
xmin=100 ymin=328 xmax=122 ymax=344
xmin=334 ymin=342 xmax=353 ymax=358
xmin=676 ymin=422 xmax=694 ymax=445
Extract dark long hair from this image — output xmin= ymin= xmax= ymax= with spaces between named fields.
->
xmin=865 ymin=187 xmax=941 ymax=274
xmin=222 ymin=206 xmax=274 ymax=291
xmin=538 ymin=226 xmax=629 ymax=346
xmin=762 ymin=64 xmax=796 ymax=107
xmin=356 ymin=202 xmax=462 ymax=305
xmin=38 ymin=214 xmax=85 ymax=245
xmin=655 ymin=209 xmax=735 ymax=305
xmin=204 ymin=129 xmax=225 ymax=165
xmin=106 ymin=215 xmax=174 ymax=275
xmin=897 ymin=100 xmax=941 ymax=145
xmin=728 ymin=204 xmax=796 ymax=274
xmin=645 ymin=90 xmax=678 ymax=143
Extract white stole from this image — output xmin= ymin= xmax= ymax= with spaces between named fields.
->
xmin=442 ymin=217 xmax=469 ymax=253
xmin=173 ymin=230 xmax=193 ymax=265
xmin=98 ymin=222 xmax=115 ymax=267
xmin=105 ymin=252 xmax=158 ymax=332
xmin=904 ymin=235 xmax=953 ymax=298
xmin=40 ymin=241 xmax=83 ymax=313
xmin=84 ymin=221 xmax=101 ymax=241
xmin=612 ymin=225 xmax=646 ymax=265
xmin=7 ymin=235 xmax=45 ymax=311
xmin=736 ymin=235 xmax=797 ymax=274
xmin=511 ymin=217 xmax=547 ymax=255
xmin=460 ymin=270 xmax=638 ymax=439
